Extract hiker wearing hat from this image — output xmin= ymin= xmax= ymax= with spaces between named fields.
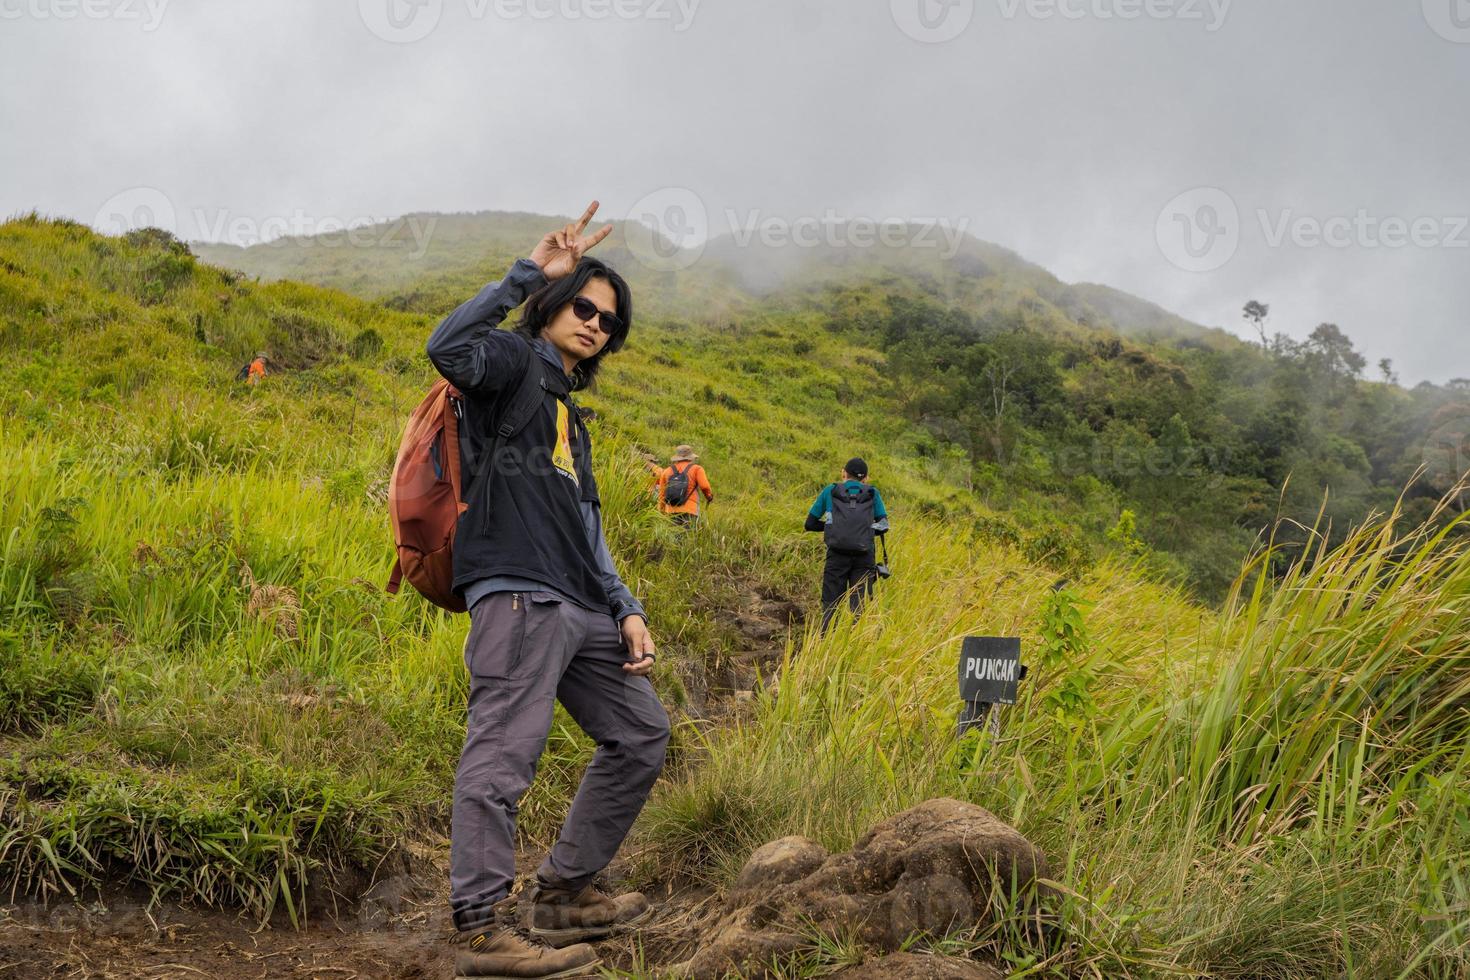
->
xmin=654 ymin=445 xmax=714 ymax=527
xmin=424 ymin=203 xmax=668 ymax=980
xmin=237 ymin=351 xmax=269 ymax=385
xmin=805 ymin=457 xmax=889 ymax=631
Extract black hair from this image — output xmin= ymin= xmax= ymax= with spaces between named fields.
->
xmin=515 ymin=256 xmax=632 ymax=391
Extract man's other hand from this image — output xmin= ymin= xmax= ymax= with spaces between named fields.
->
xmin=620 ymin=615 xmax=656 ymax=676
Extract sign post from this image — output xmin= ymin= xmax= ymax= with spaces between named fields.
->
xmin=958 ymin=636 xmax=1023 ymax=735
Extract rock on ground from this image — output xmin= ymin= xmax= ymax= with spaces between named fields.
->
xmin=668 ymin=798 xmax=1048 ymax=979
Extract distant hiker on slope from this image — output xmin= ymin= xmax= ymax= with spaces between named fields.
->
xmin=425 ymin=202 xmax=668 ymax=980
xmin=236 ymin=351 xmax=269 ymax=385
xmin=805 ymin=456 xmax=889 ymax=632
xmin=654 ymin=445 xmax=714 ymax=527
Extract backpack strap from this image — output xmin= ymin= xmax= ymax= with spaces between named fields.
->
xmin=497 ymin=356 xmax=550 ymax=441
xmin=443 ymin=386 xmax=466 ymax=511
xmin=476 ymin=355 xmax=551 ymax=533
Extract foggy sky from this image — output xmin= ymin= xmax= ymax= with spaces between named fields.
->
xmin=2 ymin=0 xmax=1466 ymax=383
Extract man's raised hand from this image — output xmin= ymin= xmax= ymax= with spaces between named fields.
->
xmin=530 ymin=200 xmax=614 ymax=280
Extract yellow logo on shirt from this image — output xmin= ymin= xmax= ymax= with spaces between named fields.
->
xmin=553 ymin=400 xmax=578 ymax=485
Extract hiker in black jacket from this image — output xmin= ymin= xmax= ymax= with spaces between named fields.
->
xmin=805 ymin=457 xmax=890 ymax=631
xmin=425 ymin=202 xmax=667 ymax=980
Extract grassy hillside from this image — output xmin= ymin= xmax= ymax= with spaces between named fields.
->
xmin=198 ymin=210 xmax=1470 ymax=608
xmin=4 ymin=215 xmax=1468 ymax=976
xmin=0 ymin=213 xmax=1003 ymax=912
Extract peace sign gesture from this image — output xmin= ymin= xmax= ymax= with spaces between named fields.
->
xmin=530 ymin=200 xmax=614 ymax=281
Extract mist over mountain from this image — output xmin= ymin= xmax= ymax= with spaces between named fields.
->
xmin=194 ymin=208 xmax=1231 ymax=346
xmin=191 ymin=207 xmax=1470 ymax=599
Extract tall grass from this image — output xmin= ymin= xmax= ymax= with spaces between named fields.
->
xmin=638 ymin=493 xmax=1470 ymax=977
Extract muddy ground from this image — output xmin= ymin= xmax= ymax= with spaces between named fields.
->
xmin=0 ymin=589 xmax=798 ymax=979
xmin=0 ymin=851 xmax=723 ymax=980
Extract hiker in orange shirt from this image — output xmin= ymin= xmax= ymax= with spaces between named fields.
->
xmin=237 ymin=351 xmax=269 ymax=385
xmin=654 ymin=445 xmax=714 ymax=527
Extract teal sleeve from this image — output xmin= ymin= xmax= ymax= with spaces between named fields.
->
xmin=872 ymin=488 xmax=888 ymax=520
xmin=809 ymin=485 xmax=832 ymax=518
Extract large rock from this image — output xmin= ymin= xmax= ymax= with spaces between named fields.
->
xmin=724 ymin=836 xmax=830 ymax=910
xmin=669 ymin=799 xmax=1047 ymax=979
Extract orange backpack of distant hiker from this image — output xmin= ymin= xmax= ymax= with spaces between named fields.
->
xmin=386 ymin=363 xmax=548 ymax=612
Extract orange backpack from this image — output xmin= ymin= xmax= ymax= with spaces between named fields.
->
xmin=386 ymin=362 xmax=548 ymax=612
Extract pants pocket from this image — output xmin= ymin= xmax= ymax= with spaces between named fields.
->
xmin=466 ymin=592 xmax=530 ymax=680
xmin=466 ymin=591 xmax=567 ymax=680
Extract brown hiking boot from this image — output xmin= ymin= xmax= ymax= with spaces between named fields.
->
xmin=452 ymin=925 xmax=601 ymax=979
xmin=529 ymin=882 xmax=653 ymax=947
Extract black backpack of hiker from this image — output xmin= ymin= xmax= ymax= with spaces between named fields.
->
xmin=664 ymin=462 xmax=696 ymax=507
xmin=824 ymin=484 xmax=876 ymax=555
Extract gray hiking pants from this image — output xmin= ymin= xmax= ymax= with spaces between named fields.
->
xmin=449 ymin=590 xmax=671 ymax=932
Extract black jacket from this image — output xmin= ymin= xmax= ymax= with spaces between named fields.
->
xmin=425 ymin=259 xmax=615 ymax=614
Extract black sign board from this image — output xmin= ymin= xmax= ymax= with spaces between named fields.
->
xmin=958 ymin=636 xmax=1022 ymax=705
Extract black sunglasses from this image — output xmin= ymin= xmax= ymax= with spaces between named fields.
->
xmin=570 ymin=296 xmax=625 ymax=337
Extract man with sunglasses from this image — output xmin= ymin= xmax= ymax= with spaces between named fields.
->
xmin=427 ymin=202 xmax=668 ymax=980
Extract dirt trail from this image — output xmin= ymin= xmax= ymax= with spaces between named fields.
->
xmin=0 ymin=859 xmax=727 ymax=980
xmin=0 ymin=587 xmax=803 ymax=979
xmin=674 ymin=586 xmax=804 ymax=719
xmin=0 ymin=594 xmax=1018 ymax=979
